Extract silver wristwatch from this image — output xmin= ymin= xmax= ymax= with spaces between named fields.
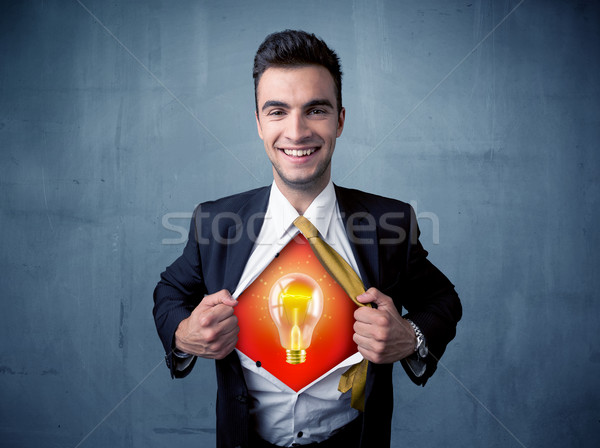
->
xmin=406 ymin=319 xmax=428 ymax=358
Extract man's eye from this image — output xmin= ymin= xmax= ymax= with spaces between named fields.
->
xmin=268 ymin=110 xmax=285 ymax=116
xmin=308 ymin=109 xmax=326 ymax=115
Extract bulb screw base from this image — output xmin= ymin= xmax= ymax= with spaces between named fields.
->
xmin=286 ymin=349 xmax=306 ymax=364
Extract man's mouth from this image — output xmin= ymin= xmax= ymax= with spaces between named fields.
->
xmin=281 ymin=147 xmax=318 ymax=157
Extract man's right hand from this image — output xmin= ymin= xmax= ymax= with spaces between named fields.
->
xmin=174 ymin=289 xmax=239 ymax=359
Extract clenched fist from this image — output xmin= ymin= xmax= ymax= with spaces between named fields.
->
xmin=353 ymin=287 xmax=416 ymax=364
xmin=175 ymin=289 xmax=239 ymax=359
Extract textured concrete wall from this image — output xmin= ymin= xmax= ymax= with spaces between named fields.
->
xmin=1 ymin=1 xmax=598 ymax=447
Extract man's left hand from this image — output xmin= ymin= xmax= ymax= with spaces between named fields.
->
xmin=353 ymin=287 xmax=416 ymax=364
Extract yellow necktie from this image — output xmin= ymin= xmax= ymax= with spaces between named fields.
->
xmin=293 ymin=215 xmax=370 ymax=412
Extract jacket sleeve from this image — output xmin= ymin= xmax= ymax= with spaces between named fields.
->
xmin=153 ymin=206 xmax=207 ymax=378
xmin=400 ymin=207 xmax=462 ymax=385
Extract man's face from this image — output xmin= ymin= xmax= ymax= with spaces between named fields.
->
xmin=255 ymin=65 xmax=345 ymax=193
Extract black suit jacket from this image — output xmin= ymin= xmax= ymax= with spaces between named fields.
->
xmin=153 ymin=185 xmax=462 ymax=448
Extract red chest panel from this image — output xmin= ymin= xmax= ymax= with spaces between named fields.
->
xmin=235 ymin=234 xmax=358 ymax=391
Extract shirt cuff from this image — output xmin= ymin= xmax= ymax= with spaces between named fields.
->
xmin=172 ymin=348 xmax=195 ymax=371
xmin=405 ymin=356 xmax=427 ymax=377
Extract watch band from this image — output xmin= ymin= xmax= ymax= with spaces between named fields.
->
xmin=173 ymin=348 xmax=193 ymax=359
xmin=406 ymin=319 xmax=428 ymax=358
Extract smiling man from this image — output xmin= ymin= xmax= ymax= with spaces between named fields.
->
xmin=153 ymin=30 xmax=462 ymax=448
xmin=256 ymin=65 xmax=344 ymax=204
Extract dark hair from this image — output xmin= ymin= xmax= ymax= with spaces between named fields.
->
xmin=253 ymin=30 xmax=343 ymax=113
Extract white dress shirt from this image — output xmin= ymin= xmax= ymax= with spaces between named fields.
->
xmin=231 ymin=180 xmax=361 ymax=446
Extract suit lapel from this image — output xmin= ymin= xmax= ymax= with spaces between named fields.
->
xmin=335 ymin=185 xmax=380 ymax=290
xmin=221 ymin=187 xmax=270 ymax=293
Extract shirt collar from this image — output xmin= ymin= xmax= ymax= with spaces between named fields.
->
xmin=267 ymin=180 xmax=337 ymax=241
xmin=303 ymin=181 xmax=337 ymax=239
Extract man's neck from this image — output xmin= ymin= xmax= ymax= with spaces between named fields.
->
xmin=273 ymin=177 xmax=330 ymax=215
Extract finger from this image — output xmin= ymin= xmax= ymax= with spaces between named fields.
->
xmin=355 ymin=332 xmax=399 ymax=364
xmin=209 ymin=324 xmax=239 ymax=348
xmin=214 ymin=336 xmax=239 ymax=360
xmin=356 ymin=346 xmax=387 ymax=364
xmin=355 ymin=289 xmax=377 ymax=305
xmin=200 ymin=289 xmax=238 ymax=308
xmin=193 ymin=291 xmax=237 ymax=322
xmin=353 ymin=333 xmax=381 ymax=355
xmin=354 ymin=305 xmax=389 ymax=327
xmin=196 ymin=315 xmax=239 ymax=346
xmin=214 ymin=314 xmax=239 ymax=335
xmin=211 ymin=323 xmax=240 ymax=356
xmin=353 ymin=320 xmax=379 ymax=340
xmin=209 ymin=302 xmax=237 ymax=320
xmin=356 ymin=287 xmax=394 ymax=309
xmin=354 ymin=305 xmax=375 ymax=323
xmin=197 ymin=303 xmax=237 ymax=328
xmin=354 ymin=318 xmax=395 ymax=344
xmin=356 ymin=346 xmax=372 ymax=363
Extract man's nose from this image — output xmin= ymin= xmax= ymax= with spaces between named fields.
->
xmin=285 ymin=112 xmax=311 ymax=142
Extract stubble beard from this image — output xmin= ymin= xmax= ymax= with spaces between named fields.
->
xmin=272 ymin=156 xmax=332 ymax=194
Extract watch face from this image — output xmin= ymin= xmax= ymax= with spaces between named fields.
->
xmin=418 ymin=343 xmax=428 ymax=358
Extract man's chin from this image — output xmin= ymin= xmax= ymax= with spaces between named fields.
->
xmin=272 ymin=161 xmax=331 ymax=193
xmin=281 ymin=176 xmax=318 ymax=190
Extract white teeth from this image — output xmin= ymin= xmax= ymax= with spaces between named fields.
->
xmin=283 ymin=148 xmax=316 ymax=157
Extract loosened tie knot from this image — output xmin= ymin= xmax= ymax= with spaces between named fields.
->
xmin=293 ymin=215 xmax=319 ymax=239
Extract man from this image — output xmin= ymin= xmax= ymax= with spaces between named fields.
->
xmin=153 ymin=30 xmax=461 ymax=448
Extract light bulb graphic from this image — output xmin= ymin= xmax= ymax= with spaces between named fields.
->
xmin=268 ymin=273 xmax=324 ymax=364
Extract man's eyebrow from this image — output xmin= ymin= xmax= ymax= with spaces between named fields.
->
xmin=261 ymin=100 xmax=289 ymax=112
xmin=303 ymin=99 xmax=334 ymax=109
xmin=261 ymin=99 xmax=335 ymax=112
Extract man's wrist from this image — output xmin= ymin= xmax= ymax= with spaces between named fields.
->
xmin=174 ymin=317 xmax=191 ymax=355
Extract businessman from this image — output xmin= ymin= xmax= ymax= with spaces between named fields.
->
xmin=153 ymin=29 xmax=462 ymax=448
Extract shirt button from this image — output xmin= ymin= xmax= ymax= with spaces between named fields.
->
xmin=297 ymin=431 xmax=303 ymax=438
xmin=256 ymin=360 xmax=261 ymax=367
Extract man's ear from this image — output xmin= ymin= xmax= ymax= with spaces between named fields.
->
xmin=336 ymin=107 xmax=346 ymax=138
xmin=255 ymin=111 xmax=264 ymax=140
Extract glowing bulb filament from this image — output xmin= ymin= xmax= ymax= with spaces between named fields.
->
xmin=291 ymin=324 xmax=300 ymax=350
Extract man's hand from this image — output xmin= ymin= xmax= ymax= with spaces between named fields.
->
xmin=174 ymin=289 xmax=239 ymax=359
xmin=353 ymin=287 xmax=416 ymax=364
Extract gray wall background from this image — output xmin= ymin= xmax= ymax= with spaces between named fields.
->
xmin=1 ymin=0 xmax=598 ymax=447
